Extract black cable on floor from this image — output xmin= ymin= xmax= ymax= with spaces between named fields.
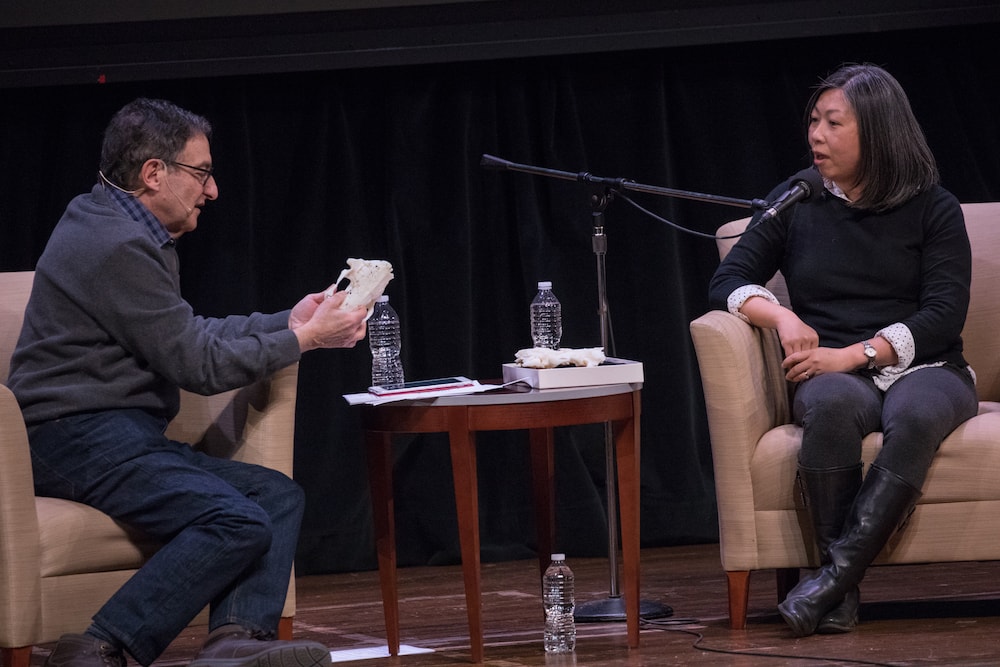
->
xmin=640 ymin=617 xmax=901 ymax=667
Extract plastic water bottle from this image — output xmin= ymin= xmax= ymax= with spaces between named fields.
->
xmin=369 ymin=295 xmax=405 ymax=388
xmin=530 ymin=281 xmax=562 ymax=349
xmin=542 ymin=553 xmax=576 ymax=653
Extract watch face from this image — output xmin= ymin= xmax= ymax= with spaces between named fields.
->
xmin=865 ymin=347 xmax=877 ymax=358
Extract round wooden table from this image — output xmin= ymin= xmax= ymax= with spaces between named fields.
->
xmin=361 ymin=381 xmax=643 ymax=662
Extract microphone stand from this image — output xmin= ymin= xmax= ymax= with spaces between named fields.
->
xmin=481 ymin=154 xmax=766 ymax=622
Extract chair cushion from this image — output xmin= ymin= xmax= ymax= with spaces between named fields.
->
xmin=750 ymin=404 xmax=1000 ymax=512
xmin=37 ymin=497 xmax=159 ymax=577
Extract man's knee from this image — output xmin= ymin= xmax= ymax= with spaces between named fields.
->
xmin=249 ymin=467 xmax=305 ymax=519
xmin=213 ymin=498 xmax=275 ymax=558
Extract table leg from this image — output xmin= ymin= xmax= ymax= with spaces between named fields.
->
xmin=365 ymin=430 xmax=400 ymax=656
xmin=613 ymin=390 xmax=642 ymax=648
xmin=446 ymin=407 xmax=485 ymax=664
xmin=528 ymin=427 xmax=556 ymax=578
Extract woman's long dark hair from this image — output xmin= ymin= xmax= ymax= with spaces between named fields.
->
xmin=804 ymin=64 xmax=938 ymax=212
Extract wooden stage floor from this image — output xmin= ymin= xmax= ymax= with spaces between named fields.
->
xmin=28 ymin=543 xmax=1000 ymax=666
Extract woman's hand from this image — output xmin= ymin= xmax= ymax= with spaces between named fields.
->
xmin=782 ymin=345 xmax=871 ymax=383
xmin=775 ymin=313 xmax=819 ymax=356
xmin=740 ymin=296 xmax=861 ymax=382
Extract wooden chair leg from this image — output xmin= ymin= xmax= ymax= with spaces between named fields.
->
xmin=726 ymin=570 xmax=751 ymax=630
xmin=2 ymin=646 xmax=33 ymax=667
xmin=277 ymin=616 xmax=293 ymax=640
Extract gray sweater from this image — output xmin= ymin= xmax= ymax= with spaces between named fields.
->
xmin=8 ymin=184 xmax=301 ymax=426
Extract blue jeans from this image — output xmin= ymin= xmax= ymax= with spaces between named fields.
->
xmin=28 ymin=409 xmax=305 ymax=666
xmin=792 ymin=364 xmax=978 ymax=488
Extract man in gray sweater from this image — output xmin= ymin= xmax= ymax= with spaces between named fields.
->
xmin=7 ymin=98 xmax=368 ymax=667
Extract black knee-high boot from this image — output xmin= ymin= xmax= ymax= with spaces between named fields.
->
xmin=797 ymin=463 xmax=863 ymax=633
xmin=779 ymin=464 xmax=921 ymax=637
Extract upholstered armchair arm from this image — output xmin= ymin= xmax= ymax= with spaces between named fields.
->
xmin=0 ymin=384 xmax=43 ymax=643
xmin=229 ymin=363 xmax=299 ymax=476
xmin=689 ymin=310 xmax=790 ymax=569
xmin=165 ymin=363 xmax=300 ymax=475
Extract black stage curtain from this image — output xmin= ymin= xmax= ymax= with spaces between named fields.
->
xmin=2 ymin=25 xmax=998 ymax=575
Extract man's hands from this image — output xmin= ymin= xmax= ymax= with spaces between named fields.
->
xmin=289 ymin=287 xmax=368 ymax=352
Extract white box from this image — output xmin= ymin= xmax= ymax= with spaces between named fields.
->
xmin=501 ymin=357 xmax=644 ymax=389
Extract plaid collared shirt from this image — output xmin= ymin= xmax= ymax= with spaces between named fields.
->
xmin=104 ymin=184 xmax=175 ymax=248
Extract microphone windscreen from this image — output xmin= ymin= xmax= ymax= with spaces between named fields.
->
xmin=793 ymin=167 xmax=825 ymax=199
xmin=480 ymin=154 xmax=512 ymax=170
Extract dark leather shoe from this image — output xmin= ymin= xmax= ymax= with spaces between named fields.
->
xmin=44 ymin=634 xmax=125 ymax=667
xmin=189 ymin=625 xmax=331 ymax=667
xmin=816 ymin=586 xmax=860 ymax=634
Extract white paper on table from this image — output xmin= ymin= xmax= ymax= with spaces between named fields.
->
xmin=342 ymin=378 xmax=527 ymax=406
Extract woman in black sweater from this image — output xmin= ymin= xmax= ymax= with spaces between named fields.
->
xmin=709 ymin=63 xmax=978 ymax=637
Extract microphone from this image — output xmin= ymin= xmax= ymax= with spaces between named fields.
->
xmin=166 ymin=178 xmax=195 ymax=215
xmin=480 ymin=153 xmax=513 ymax=170
xmin=758 ymin=168 xmax=825 ymax=223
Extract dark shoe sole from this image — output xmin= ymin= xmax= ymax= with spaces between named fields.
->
xmin=816 ymin=619 xmax=857 ymax=634
xmin=816 ymin=586 xmax=859 ymax=634
xmin=190 ymin=644 xmax=331 ymax=667
xmin=777 ymin=598 xmax=818 ymax=637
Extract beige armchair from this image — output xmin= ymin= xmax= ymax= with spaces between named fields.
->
xmin=0 ymin=271 xmax=299 ymax=667
xmin=690 ymin=202 xmax=1000 ymax=629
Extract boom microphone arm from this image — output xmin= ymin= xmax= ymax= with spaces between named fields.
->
xmin=480 ymin=153 xmax=769 ymax=211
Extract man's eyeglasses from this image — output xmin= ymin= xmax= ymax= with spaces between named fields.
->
xmin=167 ymin=160 xmax=214 ymax=186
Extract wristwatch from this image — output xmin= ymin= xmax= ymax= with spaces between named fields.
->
xmin=862 ymin=340 xmax=878 ymax=370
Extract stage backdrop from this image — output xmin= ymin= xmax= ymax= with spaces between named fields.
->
xmin=2 ymin=24 xmax=999 ymax=575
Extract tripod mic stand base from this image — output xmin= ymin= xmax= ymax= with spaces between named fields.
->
xmin=574 ymin=596 xmax=672 ymax=622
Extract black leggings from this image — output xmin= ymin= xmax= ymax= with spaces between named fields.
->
xmin=792 ymin=364 xmax=977 ymax=489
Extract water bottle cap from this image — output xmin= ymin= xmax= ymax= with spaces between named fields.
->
xmin=537 ymin=281 xmax=552 ymax=289
xmin=550 ymin=553 xmax=565 ymax=561
xmin=376 ymin=295 xmax=389 ymax=302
